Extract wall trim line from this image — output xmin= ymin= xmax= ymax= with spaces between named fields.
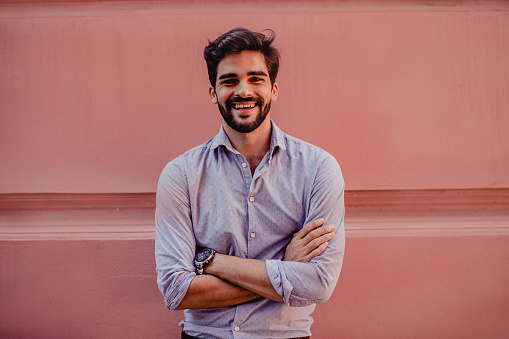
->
xmin=1 ymin=189 xmax=508 ymax=240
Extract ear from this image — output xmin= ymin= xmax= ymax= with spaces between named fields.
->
xmin=209 ymin=86 xmax=218 ymax=104
xmin=271 ymin=82 xmax=279 ymax=102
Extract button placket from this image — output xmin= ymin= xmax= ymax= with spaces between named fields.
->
xmin=238 ymin=156 xmax=252 ymax=190
xmin=248 ymin=196 xmax=255 ymax=243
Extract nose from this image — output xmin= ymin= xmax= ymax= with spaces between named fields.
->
xmin=235 ymin=80 xmax=253 ymax=98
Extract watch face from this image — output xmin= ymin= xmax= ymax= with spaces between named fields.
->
xmin=196 ymin=248 xmax=213 ymax=262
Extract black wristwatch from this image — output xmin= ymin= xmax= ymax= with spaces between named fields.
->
xmin=194 ymin=248 xmax=216 ymax=275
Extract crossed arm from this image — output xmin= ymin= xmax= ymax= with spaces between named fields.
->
xmin=175 ymin=219 xmax=336 ymax=310
xmin=156 ymin=154 xmax=345 ymax=310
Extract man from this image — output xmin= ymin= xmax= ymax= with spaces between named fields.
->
xmin=155 ymin=27 xmax=345 ymax=338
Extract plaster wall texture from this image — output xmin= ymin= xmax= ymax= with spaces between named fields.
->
xmin=1 ymin=1 xmax=508 ymax=193
xmin=1 ymin=1 xmax=509 ymax=339
xmin=1 ymin=236 xmax=508 ymax=339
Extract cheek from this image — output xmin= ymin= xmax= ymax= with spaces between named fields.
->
xmin=216 ymin=89 xmax=232 ymax=102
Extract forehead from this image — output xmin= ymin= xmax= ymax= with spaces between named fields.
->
xmin=216 ymin=50 xmax=268 ymax=78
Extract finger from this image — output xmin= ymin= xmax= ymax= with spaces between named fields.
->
xmin=306 ymin=231 xmax=335 ymax=251
xmin=296 ymin=218 xmax=325 ymax=239
xmin=305 ymin=241 xmax=329 ymax=261
xmin=303 ymin=224 xmax=335 ymax=243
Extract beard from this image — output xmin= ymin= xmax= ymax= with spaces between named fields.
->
xmin=218 ymin=96 xmax=271 ymax=134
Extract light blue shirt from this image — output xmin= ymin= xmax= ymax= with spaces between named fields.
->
xmin=155 ymin=121 xmax=345 ymax=338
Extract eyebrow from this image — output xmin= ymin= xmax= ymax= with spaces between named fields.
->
xmin=248 ymin=71 xmax=268 ymax=77
xmin=217 ymin=71 xmax=268 ymax=80
xmin=218 ymin=73 xmax=237 ymax=80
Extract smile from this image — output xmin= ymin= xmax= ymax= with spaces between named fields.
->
xmin=234 ymin=103 xmax=256 ymax=109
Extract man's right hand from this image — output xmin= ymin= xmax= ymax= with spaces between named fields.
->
xmin=283 ymin=218 xmax=336 ymax=262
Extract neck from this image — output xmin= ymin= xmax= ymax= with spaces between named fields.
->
xmin=223 ymin=117 xmax=272 ymax=170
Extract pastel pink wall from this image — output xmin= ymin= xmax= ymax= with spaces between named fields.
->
xmin=1 ymin=1 xmax=508 ymax=193
xmin=2 ymin=236 xmax=508 ymax=338
xmin=1 ymin=1 xmax=508 ymax=338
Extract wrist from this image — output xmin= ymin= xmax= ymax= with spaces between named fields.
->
xmin=204 ymin=252 xmax=223 ymax=275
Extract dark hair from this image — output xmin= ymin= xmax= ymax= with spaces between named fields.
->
xmin=204 ymin=27 xmax=280 ymax=87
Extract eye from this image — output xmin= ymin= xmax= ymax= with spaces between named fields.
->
xmin=250 ymin=77 xmax=264 ymax=83
xmin=220 ymin=79 xmax=237 ymax=86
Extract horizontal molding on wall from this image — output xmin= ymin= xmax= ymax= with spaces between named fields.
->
xmin=0 ymin=193 xmax=156 ymax=241
xmin=1 ymin=189 xmax=508 ymax=240
xmin=346 ymin=188 xmax=509 ymax=216
xmin=1 ymin=1 xmax=507 ymax=14
xmin=346 ymin=188 xmax=509 ymax=237
xmin=1 ymin=0 xmax=501 ymax=4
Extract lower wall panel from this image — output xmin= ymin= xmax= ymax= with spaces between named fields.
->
xmin=1 ymin=235 xmax=508 ymax=339
xmin=0 ymin=240 xmax=184 ymax=339
xmin=316 ymin=235 xmax=509 ymax=339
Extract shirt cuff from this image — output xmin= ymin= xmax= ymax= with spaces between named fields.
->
xmin=266 ymin=259 xmax=293 ymax=305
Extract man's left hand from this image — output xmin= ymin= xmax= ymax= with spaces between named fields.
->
xmin=283 ymin=218 xmax=336 ymax=262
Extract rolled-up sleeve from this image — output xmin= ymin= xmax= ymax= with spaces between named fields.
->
xmin=266 ymin=154 xmax=345 ymax=307
xmin=155 ymin=157 xmax=196 ymax=310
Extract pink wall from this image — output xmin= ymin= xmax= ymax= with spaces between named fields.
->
xmin=1 ymin=1 xmax=508 ymax=192
xmin=1 ymin=234 xmax=508 ymax=338
xmin=1 ymin=1 xmax=509 ymax=338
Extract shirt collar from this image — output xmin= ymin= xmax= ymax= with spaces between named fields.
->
xmin=211 ymin=124 xmax=233 ymax=151
xmin=211 ymin=120 xmax=287 ymax=153
xmin=269 ymin=120 xmax=287 ymax=152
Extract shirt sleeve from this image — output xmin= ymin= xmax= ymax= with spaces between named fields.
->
xmin=266 ymin=153 xmax=346 ymax=307
xmin=155 ymin=157 xmax=197 ymax=310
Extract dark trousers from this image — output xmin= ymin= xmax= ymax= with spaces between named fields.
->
xmin=182 ymin=330 xmax=310 ymax=339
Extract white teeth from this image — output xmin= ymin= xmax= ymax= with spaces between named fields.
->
xmin=235 ymin=103 xmax=256 ymax=109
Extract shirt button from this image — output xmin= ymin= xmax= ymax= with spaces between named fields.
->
xmin=249 ymin=196 xmax=255 ymax=202
xmin=242 ymin=162 xmax=248 ymax=168
xmin=234 ymin=325 xmax=240 ymax=332
xmin=250 ymin=232 xmax=256 ymax=238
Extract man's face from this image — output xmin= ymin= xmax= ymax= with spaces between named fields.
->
xmin=210 ymin=50 xmax=278 ymax=134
